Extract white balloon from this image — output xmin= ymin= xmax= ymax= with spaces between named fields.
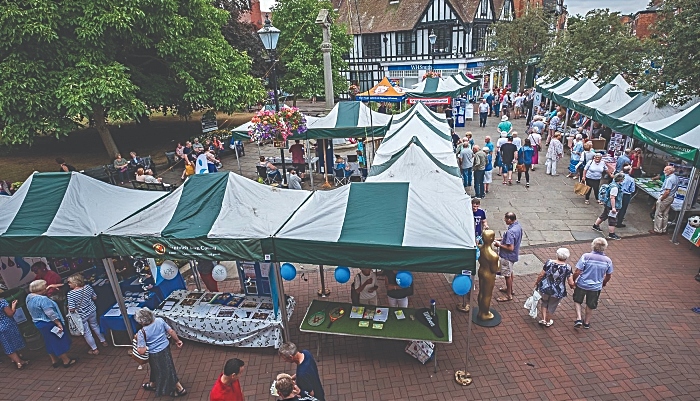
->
xmin=212 ymin=264 xmax=227 ymax=282
xmin=160 ymin=260 xmax=178 ymax=280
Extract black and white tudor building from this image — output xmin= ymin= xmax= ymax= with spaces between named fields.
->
xmin=333 ymin=0 xmax=516 ymax=92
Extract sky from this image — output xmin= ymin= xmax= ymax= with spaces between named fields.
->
xmin=260 ymin=0 xmax=274 ymax=12
xmin=565 ymin=0 xmax=649 ymax=16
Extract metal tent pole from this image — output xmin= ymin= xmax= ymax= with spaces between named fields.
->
xmin=272 ymin=261 xmax=291 ymax=342
xmin=672 ymin=166 xmax=699 ymax=243
xmin=189 ymin=261 xmax=203 ymax=291
xmin=306 ymin=139 xmax=315 ymax=191
xmin=455 ymin=275 xmax=475 ymax=386
xmin=234 ymin=144 xmax=243 ymax=176
xmin=318 ymin=264 xmax=330 ymax=297
xmin=102 ymin=258 xmax=134 ymax=339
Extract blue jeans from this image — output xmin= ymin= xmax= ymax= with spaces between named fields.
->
xmin=479 ymin=112 xmax=488 ymax=127
xmin=494 ymin=104 xmax=501 ymax=117
xmin=474 ymin=169 xmax=485 ymax=197
xmin=461 ymin=167 xmax=473 ymax=187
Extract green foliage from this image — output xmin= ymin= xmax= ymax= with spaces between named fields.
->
xmin=215 ymin=0 xmax=269 ymax=78
xmin=638 ymin=0 xmax=700 ymax=106
xmin=540 ymin=9 xmax=649 ymax=86
xmin=0 ymin=0 xmax=265 ymax=152
xmin=271 ymin=0 xmax=353 ymax=99
xmin=477 ymin=6 xmax=554 ymax=90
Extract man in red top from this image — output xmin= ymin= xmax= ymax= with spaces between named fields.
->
xmin=210 ymin=358 xmax=245 ymax=401
xmin=289 ymin=140 xmax=305 ymax=165
xmin=31 ymin=261 xmax=63 ymax=297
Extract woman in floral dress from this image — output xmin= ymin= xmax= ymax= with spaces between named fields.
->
xmin=0 ymin=297 xmax=29 ymax=369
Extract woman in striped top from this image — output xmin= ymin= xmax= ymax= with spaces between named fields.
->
xmin=67 ymin=274 xmax=107 ymax=355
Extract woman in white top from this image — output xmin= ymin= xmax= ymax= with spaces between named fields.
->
xmin=527 ymin=127 xmax=542 ymax=169
xmin=583 ymin=153 xmax=611 ymax=205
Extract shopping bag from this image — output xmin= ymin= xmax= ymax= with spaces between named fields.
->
xmin=523 ymin=290 xmax=542 ymax=319
xmin=130 ymin=329 xmax=149 ymax=365
xmin=67 ymin=312 xmax=84 ymax=336
xmin=405 ymin=340 xmax=434 ymax=364
xmin=573 ymin=182 xmax=590 ymax=196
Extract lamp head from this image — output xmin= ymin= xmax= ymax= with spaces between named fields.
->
xmin=428 ymin=30 xmax=437 ymax=45
xmin=257 ymin=14 xmax=280 ymax=51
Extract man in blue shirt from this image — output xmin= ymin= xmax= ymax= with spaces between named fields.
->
xmin=649 ymin=165 xmax=680 ymax=235
xmin=573 ymin=238 xmax=614 ymax=329
xmin=616 ymin=165 xmax=636 ymax=228
xmin=615 ymin=149 xmax=632 ymax=173
xmin=494 ymin=212 xmax=523 ymax=302
xmin=279 ymin=342 xmax=325 ymax=401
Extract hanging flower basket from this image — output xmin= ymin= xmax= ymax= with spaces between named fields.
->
xmin=422 ymin=71 xmax=442 ymax=80
xmin=248 ymin=107 xmax=307 ymax=143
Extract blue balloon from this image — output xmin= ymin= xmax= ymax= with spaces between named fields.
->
xmin=334 ymin=266 xmax=351 ymax=283
xmin=452 ymin=275 xmax=472 ymax=296
xmin=395 ymin=271 xmax=413 ymax=288
xmin=281 ymin=263 xmax=297 ymax=281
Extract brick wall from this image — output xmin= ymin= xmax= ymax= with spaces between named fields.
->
xmin=633 ymin=11 xmax=658 ymax=39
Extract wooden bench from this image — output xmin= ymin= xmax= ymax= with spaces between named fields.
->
xmin=81 ymin=166 xmax=114 ymax=184
xmin=130 ymin=180 xmax=174 ymax=192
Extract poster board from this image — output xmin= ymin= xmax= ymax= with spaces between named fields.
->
xmin=236 ymin=261 xmax=272 ymax=296
xmin=681 ymin=223 xmax=700 ymax=247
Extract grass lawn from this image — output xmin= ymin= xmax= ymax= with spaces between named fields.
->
xmin=0 ymin=112 xmax=253 ymax=182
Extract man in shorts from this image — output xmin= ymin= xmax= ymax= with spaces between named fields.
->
xmin=499 ymin=136 xmax=517 ymax=185
xmin=592 ymin=173 xmax=624 ymax=241
xmin=493 ymin=212 xmax=522 ymax=302
xmin=572 ymin=237 xmax=613 ymax=329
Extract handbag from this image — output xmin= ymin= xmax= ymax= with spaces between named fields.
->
xmin=516 ymin=163 xmax=527 ymax=173
xmin=130 ymin=329 xmax=149 ymax=365
xmin=574 ymin=182 xmax=590 ymax=196
xmin=67 ymin=312 xmax=84 ymax=336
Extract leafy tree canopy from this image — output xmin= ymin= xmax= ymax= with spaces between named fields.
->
xmin=540 ymin=9 xmax=648 ymax=87
xmin=0 ymin=0 xmax=264 ymax=157
xmin=215 ymin=0 xmax=268 ymax=78
xmin=270 ymin=0 xmax=352 ymax=101
xmin=478 ymin=6 xmax=554 ymax=92
xmin=638 ymin=0 xmax=700 ymax=106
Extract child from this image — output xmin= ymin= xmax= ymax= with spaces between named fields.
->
xmin=472 ymin=198 xmax=488 ymax=238
xmin=353 ymin=268 xmax=378 ymax=306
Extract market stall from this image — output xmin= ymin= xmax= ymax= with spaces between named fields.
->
xmin=0 ymin=172 xmax=167 ymax=338
xmin=101 ymin=172 xmax=312 ymax=346
xmin=355 ymin=77 xmax=407 ymax=103
xmin=374 ymin=114 xmax=455 ymax=167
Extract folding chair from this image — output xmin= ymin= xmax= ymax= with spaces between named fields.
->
xmin=333 ymin=164 xmax=350 ymax=186
xmin=256 ymin=166 xmax=274 ymax=185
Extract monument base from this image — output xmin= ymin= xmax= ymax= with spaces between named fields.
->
xmin=471 ymin=306 xmax=502 ymax=327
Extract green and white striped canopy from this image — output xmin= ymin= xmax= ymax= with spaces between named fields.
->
xmin=550 ymin=78 xmax=600 ymax=109
xmin=392 ymin=102 xmax=448 ymax=125
xmin=374 ymin=113 xmax=456 ymax=167
xmin=537 ymin=78 xmax=573 ymax=98
xmin=0 ymin=172 xmax=165 ymax=257
xmin=633 ymin=103 xmax=700 ymax=165
xmin=293 ymin=101 xmax=392 ymax=139
xmin=268 ymin=181 xmax=475 ymax=273
xmin=596 ymin=93 xmax=685 ymax=136
xmin=573 ymin=83 xmax=631 ymax=120
xmin=101 ymin=173 xmax=312 ymax=260
xmin=406 ymin=76 xmax=472 ymax=99
xmin=609 ymin=74 xmax=632 ymax=92
xmin=368 ymin=137 xmax=463 ymax=191
xmin=542 ymin=78 xmax=578 ymax=100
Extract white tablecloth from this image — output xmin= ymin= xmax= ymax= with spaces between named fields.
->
xmin=153 ymin=290 xmax=295 ymax=348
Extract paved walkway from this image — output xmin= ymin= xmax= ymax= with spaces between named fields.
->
xmin=3 ymin=236 xmax=699 ymax=400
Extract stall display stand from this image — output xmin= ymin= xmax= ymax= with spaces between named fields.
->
xmin=101 ymin=258 xmax=135 ymax=343
xmin=672 ymin=167 xmax=700 ymax=244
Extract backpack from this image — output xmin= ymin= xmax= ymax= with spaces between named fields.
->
xmin=598 ymin=183 xmax=612 ymax=206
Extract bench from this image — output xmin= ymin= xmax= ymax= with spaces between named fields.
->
xmin=165 ymin=151 xmax=180 ymax=167
xmin=130 ymin=180 xmax=174 ymax=192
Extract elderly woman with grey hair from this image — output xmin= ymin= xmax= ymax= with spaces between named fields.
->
xmin=134 ymin=308 xmax=187 ymax=397
xmin=26 ymin=280 xmax=76 ymax=368
xmin=533 ymin=248 xmax=576 ymax=327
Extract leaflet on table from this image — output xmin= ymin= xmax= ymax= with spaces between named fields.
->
xmin=103 ymin=308 xmax=122 ymax=317
xmin=50 ymin=326 xmax=64 ymax=338
xmin=161 ymin=301 xmax=177 ymax=311
xmin=373 ymin=308 xmax=389 ymax=322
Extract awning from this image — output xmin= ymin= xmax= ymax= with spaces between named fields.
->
xmin=573 ymin=83 xmax=632 ymax=119
xmin=633 ymin=103 xmax=700 ymax=165
xmin=374 ymin=113 xmax=456 ymax=167
xmin=266 ymin=181 xmax=475 ymax=273
xmin=405 ymin=76 xmax=471 ymax=99
xmin=101 ymin=173 xmax=312 ymax=260
xmin=550 ymin=78 xmax=600 ymax=109
xmin=293 ymin=101 xmax=392 ymax=139
xmin=0 ymin=172 xmax=165 ymax=257
xmin=392 ymin=101 xmax=448 ymax=125
xmin=355 ymin=77 xmax=407 ymax=103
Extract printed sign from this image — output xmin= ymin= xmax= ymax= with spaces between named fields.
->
xmin=407 ymin=97 xmax=451 ymax=105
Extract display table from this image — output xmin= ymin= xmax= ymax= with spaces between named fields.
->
xmin=635 ymin=178 xmax=688 ymax=211
xmin=153 ymin=290 xmax=295 ymax=348
xmin=99 ymin=292 xmax=150 ymax=344
xmin=299 ymin=300 xmax=452 ymax=372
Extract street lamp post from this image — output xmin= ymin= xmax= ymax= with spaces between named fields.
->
xmin=428 ymin=30 xmax=437 ymax=70
xmin=258 ymin=15 xmax=287 ymax=185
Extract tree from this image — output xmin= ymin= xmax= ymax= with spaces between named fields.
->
xmin=270 ymin=0 xmax=353 ymax=103
xmin=638 ymin=0 xmax=700 ymax=106
xmin=0 ymin=0 xmax=264 ymax=157
xmin=215 ymin=0 xmax=268 ymax=78
xmin=478 ymin=6 xmax=554 ymax=92
xmin=540 ymin=9 xmax=649 ymax=86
